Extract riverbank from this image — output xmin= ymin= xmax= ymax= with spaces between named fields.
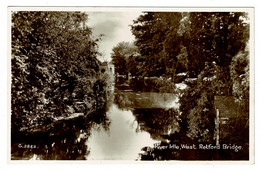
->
xmin=143 ymin=77 xmax=187 ymax=94
xmin=12 ymin=71 xmax=113 ymax=142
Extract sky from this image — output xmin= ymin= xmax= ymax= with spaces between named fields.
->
xmin=86 ymin=12 xmax=142 ymax=62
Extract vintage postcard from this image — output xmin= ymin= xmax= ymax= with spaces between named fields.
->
xmin=8 ymin=7 xmax=254 ymax=163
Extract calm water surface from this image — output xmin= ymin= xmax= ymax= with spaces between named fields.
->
xmin=87 ymin=86 xmax=179 ymax=160
xmin=87 ymin=104 xmax=157 ymax=160
xmin=11 ymin=80 xmax=180 ymax=160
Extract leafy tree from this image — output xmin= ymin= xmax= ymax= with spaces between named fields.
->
xmin=111 ymin=41 xmax=138 ymax=75
xmin=131 ymin=12 xmax=165 ymax=77
xmin=131 ymin=12 xmax=183 ymax=78
xmin=11 ymin=11 xmax=104 ymax=132
xmin=179 ymin=12 xmax=249 ymax=142
xmin=185 ymin=12 xmax=249 ymax=92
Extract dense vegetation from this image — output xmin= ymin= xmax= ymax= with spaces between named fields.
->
xmin=124 ymin=12 xmax=250 ymax=160
xmin=111 ymin=12 xmax=250 ymax=143
xmin=11 ymin=12 xmax=109 ymax=133
xmin=11 ymin=11 xmax=250 ymax=160
xmin=111 ymin=41 xmax=140 ymax=76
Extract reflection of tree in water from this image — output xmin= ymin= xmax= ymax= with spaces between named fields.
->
xmin=114 ymin=91 xmax=133 ymax=110
xmin=132 ymin=106 xmax=201 ymax=160
xmin=11 ymin=106 xmax=111 ymax=160
xmin=114 ymin=90 xmax=177 ymax=110
xmin=133 ymin=108 xmax=180 ymax=140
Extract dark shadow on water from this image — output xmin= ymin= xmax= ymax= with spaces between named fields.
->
xmin=11 ymin=107 xmax=110 ymax=160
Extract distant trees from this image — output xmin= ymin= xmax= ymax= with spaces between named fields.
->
xmin=131 ymin=12 xmax=250 ymax=142
xmin=111 ymin=41 xmax=140 ymax=76
xmin=11 ymin=12 xmax=106 ymax=132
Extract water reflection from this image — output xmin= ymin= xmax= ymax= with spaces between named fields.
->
xmin=114 ymin=90 xmax=179 ymax=110
xmin=83 ymin=88 xmax=181 ymax=160
xmin=87 ymin=104 xmax=158 ymax=160
xmin=11 ymin=107 xmax=110 ymax=160
xmin=133 ymin=108 xmax=180 ymax=141
xmin=11 ymin=78 xmax=182 ymax=160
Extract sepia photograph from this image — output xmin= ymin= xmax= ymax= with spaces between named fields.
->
xmin=9 ymin=7 xmax=253 ymax=162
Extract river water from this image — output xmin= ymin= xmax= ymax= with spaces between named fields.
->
xmin=86 ymin=89 xmax=179 ymax=160
xmin=11 ymin=79 xmax=180 ymax=160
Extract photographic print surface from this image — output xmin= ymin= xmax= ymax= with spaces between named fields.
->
xmin=9 ymin=7 xmax=253 ymax=161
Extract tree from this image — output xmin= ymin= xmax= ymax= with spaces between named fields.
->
xmin=186 ymin=12 xmax=249 ymax=88
xmin=179 ymin=12 xmax=249 ymax=142
xmin=11 ymin=11 xmax=104 ymax=132
xmin=111 ymin=41 xmax=138 ymax=75
xmin=131 ymin=12 xmax=184 ymax=78
xmin=131 ymin=12 xmax=165 ymax=77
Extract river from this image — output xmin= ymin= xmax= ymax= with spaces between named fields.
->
xmin=11 ymin=78 xmax=180 ymax=160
